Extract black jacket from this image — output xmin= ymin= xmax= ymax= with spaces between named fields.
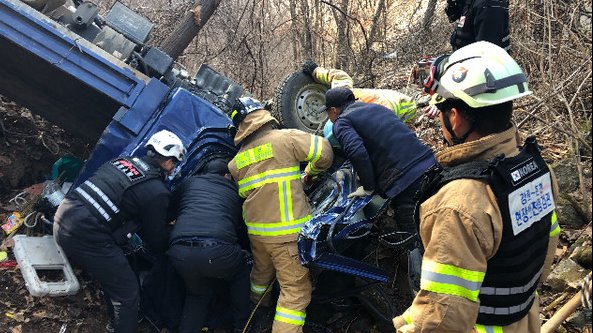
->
xmin=170 ymin=174 xmax=244 ymax=244
xmin=450 ymin=0 xmax=510 ymax=51
xmin=60 ymin=158 xmax=172 ymax=254
xmin=333 ymin=102 xmax=436 ymax=198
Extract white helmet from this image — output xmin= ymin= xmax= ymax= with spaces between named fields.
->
xmin=427 ymin=41 xmax=532 ymax=108
xmin=145 ymin=130 xmax=186 ymax=161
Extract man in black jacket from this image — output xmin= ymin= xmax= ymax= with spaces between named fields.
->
xmin=53 ymin=129 xmax=186 ymax=333
xmin=446 ymin=0 xmax=510 ymax=51
xmin=168 ymin=158 xmax=250 ymax=333
xmin=326 ymin=87 xmax=436 ymax=293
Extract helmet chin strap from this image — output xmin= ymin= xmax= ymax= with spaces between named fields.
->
xmin=441 ymin=111 xmax=475 ymax=145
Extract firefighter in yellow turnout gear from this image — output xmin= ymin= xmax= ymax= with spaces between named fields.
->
xmin=392 ymin=42 xmax=561 ymax=332
xmin=302 ymin=60 xmax=419 ymax=123
xmin=228 ymin=97 xmax=333 ymax=333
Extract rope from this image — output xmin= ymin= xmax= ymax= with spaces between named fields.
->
xmin=242 ymin=278 xmax=277 ymax=333
xmin=23 ymin=212 xmax=43 ymax=228
xmin=8 ymin=192 xmax=28 ymax=209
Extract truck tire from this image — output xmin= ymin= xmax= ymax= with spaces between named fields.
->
xmin=273 ymin=71 xmax=328 ymax=133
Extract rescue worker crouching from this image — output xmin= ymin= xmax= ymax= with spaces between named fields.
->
xmin=168 ymin=158 xmax=250 ymax=333
xmin=228 ymin=97 xmax=333 ymax=333
xmin=53 ymin=130 xmax=186 ymax=333
xmin=393 ymin=41 xmax=561 ymax=332
xmin=324 ymin=87 xmax=437 ymax=294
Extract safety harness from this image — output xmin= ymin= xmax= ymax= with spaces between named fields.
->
xmin=415 ymin=136 xmax=559 ymax=326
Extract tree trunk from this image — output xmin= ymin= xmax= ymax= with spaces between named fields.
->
xmin=421 ymin=0 xmax=438 ymax=31
xmin=334 ymin=0 xmax=350 ymax=69
xmin=300 ymin=0 xmax=314 ymax=59
xmin=160 ymin=0 xmax=222 ymax=61
xmin=369 ymin=0 xmax=386 ymax=43
xmin=289 ymin=0 xmax=300 ymax=63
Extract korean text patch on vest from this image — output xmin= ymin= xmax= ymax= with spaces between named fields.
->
xmin=113 ymin=159 xmax=145 ymax=181
xmin=508 ymin=172 xmax=555 ymax=236
xmin=235 ymin=143 xmax=274 ymax=170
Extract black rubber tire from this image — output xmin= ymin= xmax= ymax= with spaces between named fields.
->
xmin=272 ymin=71 xmax=328 ymax=133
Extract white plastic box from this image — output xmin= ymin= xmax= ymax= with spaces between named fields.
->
xmin=12 ymin=235 xmax=79 ymax=296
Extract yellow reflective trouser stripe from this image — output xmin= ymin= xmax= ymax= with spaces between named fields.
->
xmin=403 ymin=307 xmax=412 ymax=324
xmin=235 ymin=143 xmax=274 ymax=170
xmin=421 ymin=259 xmax=485 ymax=302
xmin=475 ymin=324 xmax=503 ymax=333
xmin=275 ymin=306 xmax=306 ymax=326
xmin=251 ymin=282 xmax=267 ymax=294
xmin=245 ymin=215 xmax=311 ymax=236
xmin=237 ymin=166 xmax=300 ymax=197
xmin=550 ymin=211 xmax=560 ymax=236
xmin=278 ymin=181 xmax=294 ymax=222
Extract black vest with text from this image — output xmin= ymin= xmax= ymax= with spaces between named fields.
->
xmin=415 ymin=137 xmax=555 ymax=326
xmin=74 ymin=157 xmax=162 ymax=229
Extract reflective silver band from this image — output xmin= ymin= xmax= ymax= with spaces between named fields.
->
xmin=84 ymin=181 xmax=120 ymax=214
xmin=480 ymin=267 xmax=543 ymax=296
xmin=76 ymin=187 xmax=111 ymax=221
xmin=479 ymin=292 xmax=536 ymax=315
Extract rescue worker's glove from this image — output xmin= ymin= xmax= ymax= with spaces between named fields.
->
xmin=423 ymin=105 xmax=441 ymax=119
xmin=347 ymin=186 xmax=374 ymax=198
xmin=302 ymin=173 xmax=319 ymax=186
xmin=415 ymin=94 xmax=431 ymax=108
xmin=302 ymin=60 xmax=318 ymax=76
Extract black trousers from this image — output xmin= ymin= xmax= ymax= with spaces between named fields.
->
xmin=168 ymin=240 xmax=250 ymax=333
xmin=54 ymin=200 xmax=140 ymax=333
xmin=390 ymin=177 xmax=424 ymax=293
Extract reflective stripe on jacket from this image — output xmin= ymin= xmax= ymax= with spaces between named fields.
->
xmin=393 ymin=126 xmax=560 ymax=333
xmin=229 ymin=111 xmax=333 ymax=243
xmin=312 ymin=67 xmax=417 ymax=122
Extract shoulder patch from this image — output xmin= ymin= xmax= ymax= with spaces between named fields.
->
xmin=112 ymin=158 xmax=145 ymax=181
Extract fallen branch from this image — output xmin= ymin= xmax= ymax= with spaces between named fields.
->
xmin=541 ymin=273 xmax=592 ymax=333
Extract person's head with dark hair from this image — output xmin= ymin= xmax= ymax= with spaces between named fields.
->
xmin=436 ymin=99 xmax=514 ymax=144
xmin=425 ymin=41 xmax=531 ymax=145
xmin=200 ymin=158 xmax=230 ymax=176
xmin=325 ymin=87 xmax=356 ymax=122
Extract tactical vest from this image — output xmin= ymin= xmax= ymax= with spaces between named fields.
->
xmin=450 ymin=0 xmax=511 ymax=51
xmin=415 ymin=137 xmax=555 ymax=326
xmin=74 ymin=157 xmax=162 ymax=229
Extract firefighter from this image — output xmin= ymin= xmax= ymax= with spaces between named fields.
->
xmin=228 ymin=97 xmax=333 ymax=333
xmin=324 ymin=87 xmax=437 ymax=292
xmin=302 ymin=61 xmax=427 ymax=148
xmin=392 ymin=41 xmax=561 ymax=332
xmin=446 ymin=0 xmax=511 ymax=51
xmin=168 ymin=158 xmax=250 ymax=333
xmin=302 ymin=61 xmax=419 ymax=123
xmin=53 ymin=130 xmax=186 ymax=333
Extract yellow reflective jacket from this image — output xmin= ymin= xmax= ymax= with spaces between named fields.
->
xmin=312 ymin=67 xmax=417 ymax=122
xmin=393 ymin=125 xmax=560 ymax=333
xmin=229 ymin=110 xmax=333 ymax=243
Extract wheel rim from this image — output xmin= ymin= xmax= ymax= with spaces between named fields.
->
xmin=295 ymin=84 xmax=328 ymax=131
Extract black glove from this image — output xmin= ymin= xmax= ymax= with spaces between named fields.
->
xmin=445 ymin=0 xmax=463 ymax=23
xmin=302 ymin=60 xmax=318 ymax=76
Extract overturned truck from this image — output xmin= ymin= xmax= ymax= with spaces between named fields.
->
xmin=0 ymin=0 xmax=413 ymax=329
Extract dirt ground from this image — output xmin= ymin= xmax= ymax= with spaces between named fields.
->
xmin=1 ymin=95 xmax=591 ymax=333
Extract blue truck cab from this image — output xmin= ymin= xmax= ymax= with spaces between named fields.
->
xmin=0 ymin=0 xmax=241 ymax=187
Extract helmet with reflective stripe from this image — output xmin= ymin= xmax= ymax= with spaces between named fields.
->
xmin=231 ymin=97 xmax=265 ymax=127
xmin=428 ymin=41 xmax=532 ymax=108
xmin=145 ymin=130 xmax=186 ymax=161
